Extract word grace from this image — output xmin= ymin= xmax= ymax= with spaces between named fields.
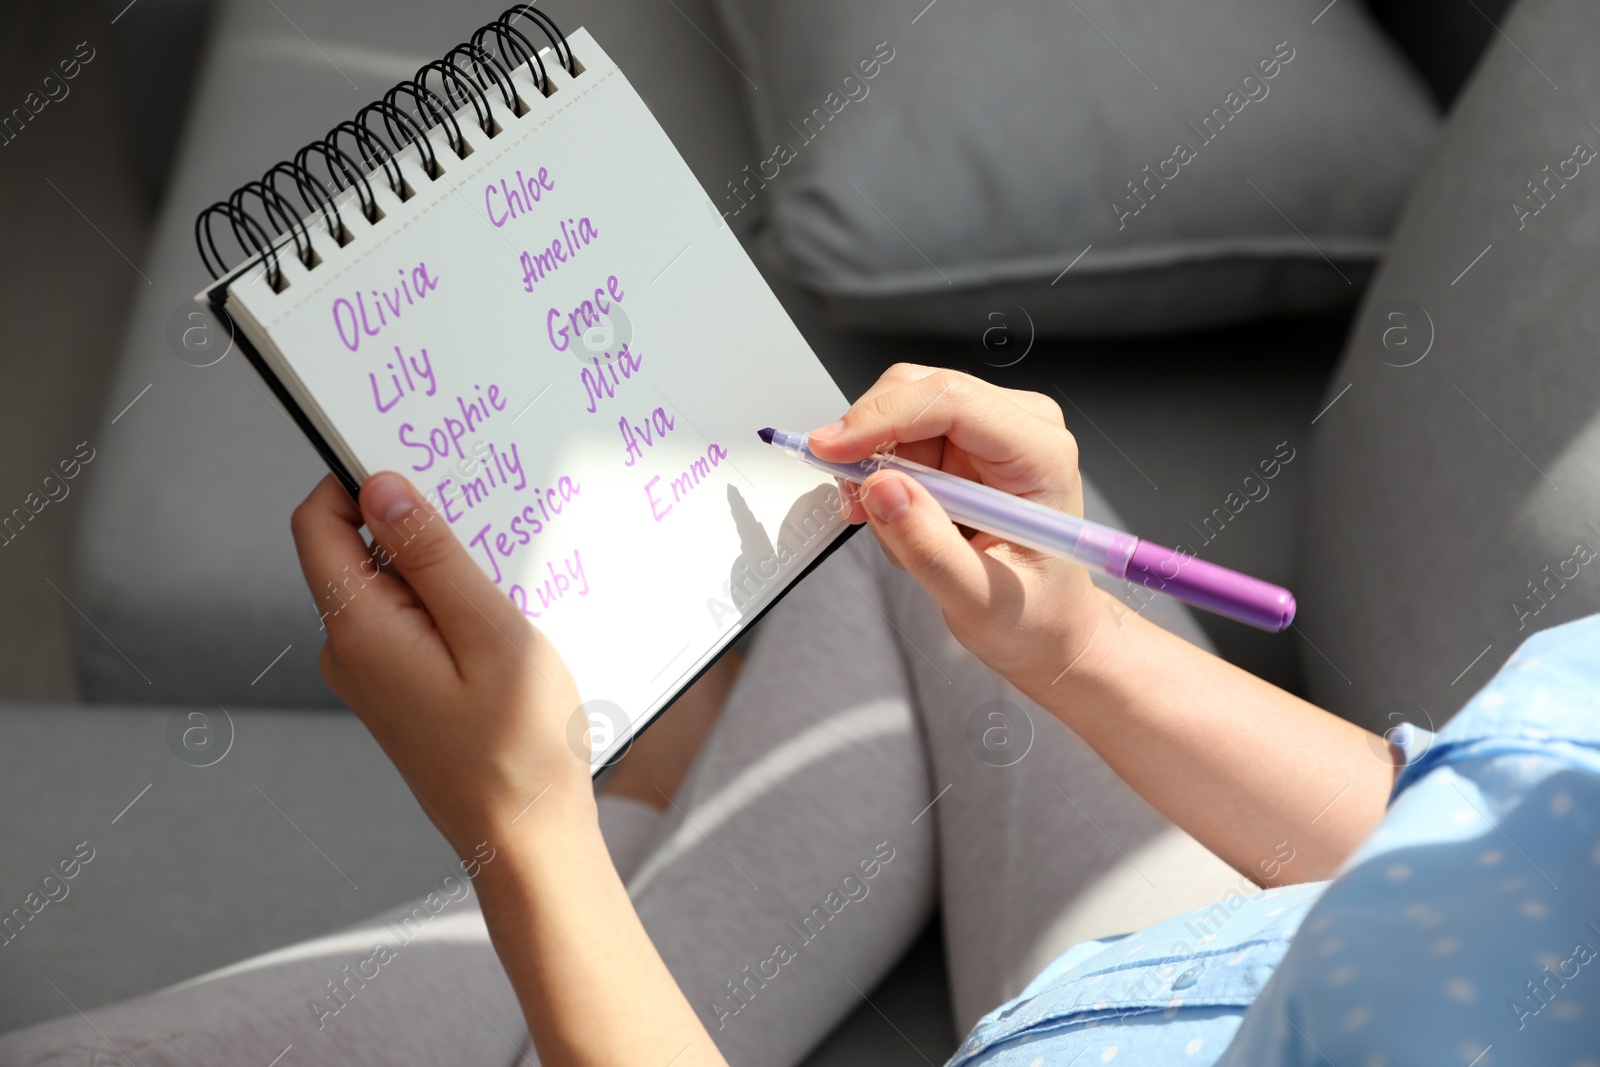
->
xmin=331 ymin=262 xmax=441 ymax=353
xmin=546 ymin=273 xmax=626 ymax=353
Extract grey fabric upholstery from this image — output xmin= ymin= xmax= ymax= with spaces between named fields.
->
xmin=709 ymin=0 xmax=1439 ymax=338
xmin=1297 ymin=0 xmax=1600 ymax=733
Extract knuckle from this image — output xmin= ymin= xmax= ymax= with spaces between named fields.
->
xmin=393 ymin=522 xmax=454 ymax=573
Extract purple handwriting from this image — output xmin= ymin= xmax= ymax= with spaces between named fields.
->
xmin=619 ymin=407 xmax=676 ymax=467
xmin=467 ymin=476 xmax=581 ymax=583
xmin=370 ymin=345 xmax=437 ymax=413
xmin=485 ymin=166 xmax=555 ymax=227
xmin=397 ymin=383 xmax=507 ymax=471
xmin=507 ymin=549 xmax=589 ymax=619
xmin=545 ymin=274 xmax=625 ymax=353
xmin=332 ymin=262 xmax=441 ymax=353
xmin=436 ymin=441 xmax=528 ymax=523
xmin=581 ymin=344 xmax=645 ymax=414
xmin=645 ymin=442 xmax=729 ymax=521
xmin=520 ymin=217 xmax=601 ymax=292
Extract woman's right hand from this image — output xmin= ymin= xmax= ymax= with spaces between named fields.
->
xmin=807 ymin=364 xmax=1118 ymax=698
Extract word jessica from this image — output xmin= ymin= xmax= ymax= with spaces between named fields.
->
xmin=331 ymin=261 xmax=441 ymax=353
xmin=1511 ymin=138 xmax=1597 ymax=231
xmin=1 ymin=440 xmax=96 ymax=548
xmin=311 ymin=844 xmax=495 ymax=1030
xmin=1 ymin=841 xmax=95 ymax=947
xmin=1513 ymin=539 xmax=1597 ymax=631
xmin=719 ymin=41 xmax=896 ymax=220
xmin=708 ymin=842 xmax=896 ymax=1029
xmin=2 ymin=41 xmax=95 ymax=148
xmin=1113 ymin=41 xmax=1296 ymax=230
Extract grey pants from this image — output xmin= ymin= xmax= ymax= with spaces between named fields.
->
xmin=0 ymin=487 xmax=1242 ymax=1067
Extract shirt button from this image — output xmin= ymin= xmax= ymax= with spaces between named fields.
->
xmin=1171 ymin=965 xmax=1203 ymax=990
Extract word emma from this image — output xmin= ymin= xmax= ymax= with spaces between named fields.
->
xmin=2 ymin=440 xmax=95 ymax=548
xmin=708 ymin=843 xmax=896 ymax=1030
xmin=1511 ymin=139 xmax=1597 ymax=230
xmin=1509 ymin=922 xmax=1599 ymax=1030
xmin=331 ymin=262 xmax=441 ymax=353
xmin=1514 ymin=540 xmax=1597 ymax=630
xmin=645 ymin=443 xmax=731 ymax=521
xmin=2 ymin=40 xmax=95 ymax=148
xmin=1113 ymin=41 xmax=1296 ymax=230
xmin=720 ymin=41 xmax=896 ymax=220
xmin=485 ymin=165 xmax=555 ymax=227
xmin=1 ymin=841 xmax=94 ymax=946
xmin=547 ymin=273 xmax=626 ymax=354
xmin=311 ymin=845 xmax=494 ymax=1030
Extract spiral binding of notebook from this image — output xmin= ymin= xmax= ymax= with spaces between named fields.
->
xmin=194 ymin=4 xmax=578 ymax=291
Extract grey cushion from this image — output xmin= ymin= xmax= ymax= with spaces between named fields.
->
xmin=69 ymin=0 xmax=766 ymax=707
xmin=709 ymin=0 xmax=1439 ymax=338
xmin=1297 ymin=0 xmax=1600 ymax=732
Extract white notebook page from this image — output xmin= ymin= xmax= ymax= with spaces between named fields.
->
xmin=211 ymin=29 xmax=851 ymax=765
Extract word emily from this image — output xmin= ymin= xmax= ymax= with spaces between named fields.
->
xmin=1511 ymin=138 xmax=1597 ymax=231
xmin=1514 ymin=539 xmax=1597 ymax=631
xmin=311 ymin=844 xmax=495 ymax=1030
xmin=1 ymin=441 xmax=96 ymax=548
xmin=2 ymin=41 xmax=96 ymax=147
xmin=719 ymin=42 xmax=896 ymax=220
xmin=1113 ymin=41 xmax=1296 ymax=230
xmin=1 ymin=841 xmax=95 ymax=946
xmin=1509 ymin=921 xmax=1600 ymax=1029
xmin=708 ymin=842 xmax=896 ymax=1029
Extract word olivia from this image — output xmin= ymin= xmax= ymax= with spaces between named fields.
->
xmin=2 ymin=41 xmax=95 ymax=147
xmin=581 ymin=344 xmax=644 ymax=413
xmin=330 ymin=262 xmax=441 ymax=353
xmin=1509 ymin=921 xmax=1599 ymax=1030
xmin=645 ymin=443 xmax=730 ymax=522
xmin=719 ymin=41 xmax=896 ymax=220
xmin=1177 ymin=440 xmax=1296 ymax=554
xmin=311 ymin=844 xmax=494 ymax=1030
xmin=619 ymin=408 xmax=677 ymax=466
xmin=708 ymin=842 xmax=896 ymax=1030
xmin=519 ymin=217 xmax=601 ymax=290
xmin=2 ymin=440 xmax=95 ymax=547
xmin=1513 ymin=539 xmax=1597 ymax=631
xmin=1511 ymin=139 xmax=1597 ymax=231
xmin=547 ymin=272 xmax=626 ymax=353
xmin=1 ymin=841 xmax=94 ymax=946
xmin=1113 ymin=41 xmax=1296 ymax=230
xmin=461 ymin=475 xmax=583 ymax=566
xmin=369 ymin=345 xmax=437 ymax=414
xmin=436 ymin=441 xmax=528 ymax=522
xmin=397 ymin=383 xmax=508 ymax=470
xmin=485 ymin=165 xmax=555 ymax=227
xmin=503 ymin=550 xmax=590 ymax=619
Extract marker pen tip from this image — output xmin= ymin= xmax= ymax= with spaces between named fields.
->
xmin=756 ymin=427 xmax=775 ymax=444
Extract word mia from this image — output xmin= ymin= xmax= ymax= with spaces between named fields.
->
xmin=2 ymin=441 xmax=96 ymax=548
xmin=708 ymin=842 xmax=895 ymax=1030
xmin=1113 ymin=41 xmax=1295 ymax=230
xmin=2 ymin=841 xmax=95 ymax=946
xmin=2 ymin=41 xmax=95 ymax=147
xmin=1511 ymin=138 xmax=1597 ymax=230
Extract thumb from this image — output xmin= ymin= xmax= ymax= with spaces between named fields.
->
xmin=360 ymin=471 xmax=523 ymax=655
xmin=858 ymin=470 xmax=995 ymax=620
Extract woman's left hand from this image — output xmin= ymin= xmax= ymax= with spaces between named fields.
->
xmin=290 ymin=472 xmax=589 ymax=860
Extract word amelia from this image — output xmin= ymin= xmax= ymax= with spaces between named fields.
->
xmin=311 ymin=843 xmax=495 ymax=1030
xmin=1511 ymin=138 xmax=1597 ymax=231
xmin=2 ymin=441 xmax=96 ymax=548
xmin=2 ymin=841 xmax=95 ymax=946
xmin=719 ymin=42 xmax=896 ymax=220
xmin=2 ymin=41 xmax=96 ymax=147
xmin=708 ymin=842 xmax=896 ymax=1029
xmin=1112 ymin=41 xmax=1296 ymax=231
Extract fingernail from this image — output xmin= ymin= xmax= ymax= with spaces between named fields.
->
xmin=363 ymin=472 xmax=418 ymax=524
xmin=810 ymin=420 xmax=845 ymax=443
xmin=863 ymin=473 xmax=911 ymax=523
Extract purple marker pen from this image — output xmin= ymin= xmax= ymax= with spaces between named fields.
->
xmin=759 ymin=427 xmax=1296 ymax=632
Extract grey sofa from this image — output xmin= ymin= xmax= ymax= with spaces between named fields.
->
xmin=10 ymin=0 xmax=1575 ymax=1062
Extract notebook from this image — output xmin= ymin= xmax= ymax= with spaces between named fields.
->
xmin=195 ymin=13 xmax=853 ymax=770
